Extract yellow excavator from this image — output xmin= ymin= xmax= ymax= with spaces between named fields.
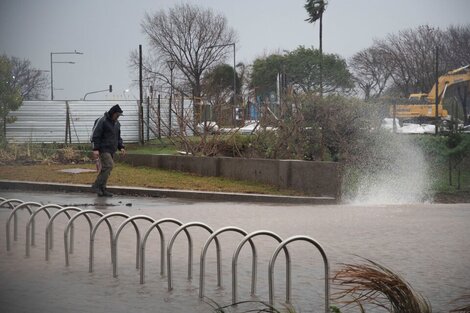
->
xmin=390 ymin=65 xmax=470 ymax=123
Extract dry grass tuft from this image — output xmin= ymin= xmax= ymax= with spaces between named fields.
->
xmin=332 ymin=258 xmax=431 ymax=313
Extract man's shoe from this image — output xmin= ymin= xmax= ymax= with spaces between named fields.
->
xmin=101 ymin=189 xmax=113 ymax=197
xmin=91 ymin=183 xmax=104 ymax=196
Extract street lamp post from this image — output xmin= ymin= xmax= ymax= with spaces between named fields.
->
xmin=167 ymin=59 xmax=176 ymax=137
xmin=83 ymin=85 xmax=113 ymax=100
xmin=50 ymin=50 xmax=83 ymax=100
xmin=206 ymin=43 xmax=236 ymax=122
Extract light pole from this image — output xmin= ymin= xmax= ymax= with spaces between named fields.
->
xmin=206 ymin=43 xmax=236 ymax=122
xmin=167 ymin=59 xmax=176 ymax=137
xmin=83 ymin=85 xmax=113 ymax=100
xmin=50 ymin=50 xmax=83 ymax=100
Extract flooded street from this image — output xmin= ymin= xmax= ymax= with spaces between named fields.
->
xmin=1 ymin=190 xmax=469 ymax=313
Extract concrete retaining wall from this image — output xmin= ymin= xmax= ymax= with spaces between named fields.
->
xmin=120 ymin=154 xmax=341 ymax=199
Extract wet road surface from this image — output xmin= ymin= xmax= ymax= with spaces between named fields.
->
xmin=1 ymin=190 xmax=469 ymax=312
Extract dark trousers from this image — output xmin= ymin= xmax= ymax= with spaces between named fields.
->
xmin=93 ymin=152 xmax=114 ymax=189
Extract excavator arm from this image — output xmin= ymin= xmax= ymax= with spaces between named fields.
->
xmin=426 ymin=65 xmax=470 ymax=104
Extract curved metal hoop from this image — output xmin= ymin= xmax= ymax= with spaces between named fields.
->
xmin=113 ymin=215 xmax=156 ymax=278
xmin=199 ymin=226 xmax=254 ymax=299
xmin=140 ymin=218 xmax=191 ymax=284
xmin=45 ymin=207 xmax=82 ymax=261
xmin=232 ymin=230 xmax=291 ymax=304
xmin=1 ymin=199 xmax=24 ymax=244
xmin=25 ymin=204 xmax=64 ymax=257
xmin=6 ymin=202 xmax=41 ymax=251
xmin=64 ymin=210 xmax=104 ymax=266
xmin=89 ymin=212 xmax=132 ymax=273
xmin=268 ymin=235 xmax=329 ymax=313
xmin=167 ymin=222 xmax=220 ymax=291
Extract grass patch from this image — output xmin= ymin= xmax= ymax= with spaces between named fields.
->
xmin=431 ymin=163 xmax=470 ymax=193
xmin=125 ymin=138 xmax=179 ymax=155
xmin=0 ymin=162 xmax=304 ymax=196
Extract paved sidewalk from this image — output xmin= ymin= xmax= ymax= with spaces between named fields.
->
xmin=0 ymin=179 xmax=336 ymax=204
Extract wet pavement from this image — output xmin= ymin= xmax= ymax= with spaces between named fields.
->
xmin=1 ymin=190 xmax=469 ymax=313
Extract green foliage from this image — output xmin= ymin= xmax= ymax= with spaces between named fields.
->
xmin=415 ymin=133 xmax=470 ymax=162
xmin=203 ymin=63 xmax=241 ymax=97
xmin=250 ymin=46 xmax=353 ymax=97
xmin=250 ymin=53 xmax=284 ymax=96
xmin=285 ymin=46 xmax=353 ymax=94
xmin=330 ymin=306 xmax=342 ymax=313
xmin=413 ymin=135 xmax=449 ymax=162
xmin=0 ymin=55 xmax=23 ymax=139
xmin=303 ymin=94 xmax=382 ymax=162
xmin=304 ymin=0 xmax=326 ymax=23
xmin=404 ymin=134 xmax=470 ymax=191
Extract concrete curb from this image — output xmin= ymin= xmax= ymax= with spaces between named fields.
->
xmin=0 ymin=180 xmax=337 ymax=205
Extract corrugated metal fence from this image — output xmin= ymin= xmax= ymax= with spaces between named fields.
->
xmin=6 ymin=99 xmax=195 ymax=144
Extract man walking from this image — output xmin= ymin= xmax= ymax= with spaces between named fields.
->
xmin=91 ymin=104 xmax=125 ymax=197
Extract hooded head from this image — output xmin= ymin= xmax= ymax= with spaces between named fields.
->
xmin=108 ymin=104 xmax=123 ymax=120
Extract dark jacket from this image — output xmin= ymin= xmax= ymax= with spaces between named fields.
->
xmin=91 ymin=112 xmax=124 ymax=155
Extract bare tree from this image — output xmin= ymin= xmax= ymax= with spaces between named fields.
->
xmin=141 ymin=3 xmax=237 ymax=121
xmin=349 ymin=47 xmax=391 ymax=100
xmin=354 ymin=25 xmax=469 ymax=99
xmin=8 ymin=56 xmax=48 ymax=100
xmin=375 ymin=25 xmax=445 ymax=97
xmin=443 ymin=25 xmax=470 ymax=69
xmin=0 ymin=55 xmax=22 ymax=139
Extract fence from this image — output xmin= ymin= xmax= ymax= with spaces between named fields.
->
xmin=5 ymin=98 xmax=195 ymax=144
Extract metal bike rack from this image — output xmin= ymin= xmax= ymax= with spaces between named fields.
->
xmin=113 ymin=215 xmax=156 ymax=278
xmin=232 ymin=230 xmax=291 ymax=304
xmin=199 ymin=226 xmax=255 ymax=299
xmin=25 ymin=204 xmax=64 ymax=257
xmin=0 ymin=199 xmax=23 ymax=209
xmin=1 ymin=195 xmax=331 ymax=311
xmin=140 ymin=218 xmax=191 ymax=284
xmin=6 ymin=202 xmax=41 ymax=251
xmin=268 ymin=235 xmax=330 ymax=313
xmin=64 ymin=210 xmax=104 ymax=266
xmin=1 ymin=199 xmax=24 ymax=242
xmin=167 ymin=222 xmax=221 ymax=291
xmin=89 ymin=212 xmax=137 ymax=273
xmin=45 ymin=207 xmax=82 ymax=260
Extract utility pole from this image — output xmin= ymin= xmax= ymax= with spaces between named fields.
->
xmin=139 ymin=45 xmax=144 ymax=144
xmin=319 ymin=8 xmax=323 ymax=98
xmin=435 ymin=46 xmax=439 ymax=136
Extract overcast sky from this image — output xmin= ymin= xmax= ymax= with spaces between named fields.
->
xmin=1 ymin=0 xmax=469 ymax=101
